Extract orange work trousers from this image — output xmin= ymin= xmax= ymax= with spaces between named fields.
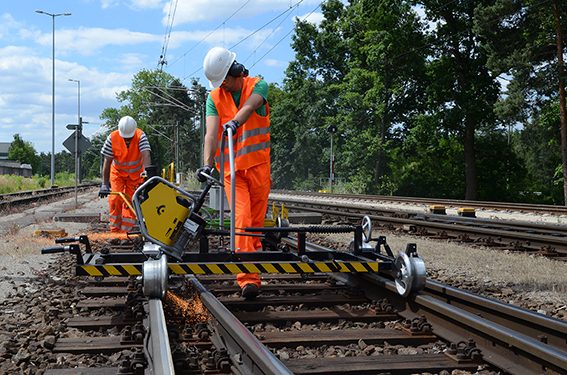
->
xmin=223 ymin=162 xmax=271 ymax=288
xmin=108 ymin=174 xmax=140 ymax=233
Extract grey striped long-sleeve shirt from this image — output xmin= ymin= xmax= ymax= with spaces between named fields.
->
xmin=101 ymin=131 xmax=151 ymax=159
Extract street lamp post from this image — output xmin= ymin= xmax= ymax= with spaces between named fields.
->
xmin=68 ymin=79 xmax=80 ymax=208
xmin=35 ymin=10 xmax=71 ymax=187
xmin=327 ymin=125 xmax=337 ymax=193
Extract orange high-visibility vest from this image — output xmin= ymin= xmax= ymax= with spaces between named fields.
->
xmin=110 ymin=128 xmax=144 ymax=180
xmin=211 ymin=76 xmax=270 ymax=174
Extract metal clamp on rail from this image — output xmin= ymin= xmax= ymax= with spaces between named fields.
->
xmin=55 ymin=235 xmax=92 ymax=253
xmin=41 ymin=244 xmax=84 ymax=264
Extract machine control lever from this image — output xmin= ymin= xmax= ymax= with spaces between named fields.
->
xmin=41 ymin=244 xmax=84 ymax=264
xmin=55 ymin=235 xmax=92 ymax=253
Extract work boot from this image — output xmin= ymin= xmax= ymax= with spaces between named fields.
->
xmin=241 ymin=284 xmax=259 ymax=300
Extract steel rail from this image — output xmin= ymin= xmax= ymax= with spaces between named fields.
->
xmin=423 ymin=280 xmax=567 ymax=351
xmin=274 ymin=195 xmax=567 ymax=235
xmin=272 ymin=198 xmax=567 ymax=256
xmin=187 ymin=275 xmax=293 ymax=375
xmin=361 ymin=273 xmax=567 ymax=375
xmin=0 ymin=183 xmax=97 ymax=200
xmin=285 ymin=237 xmax=567 ymax=374
xmin=272 ymin=190 xmax=567 ymax=215
xmin=0 ymin=184 xmax=97 ymax=211
xmin=145 ymin=299 xmax=175 ymax=375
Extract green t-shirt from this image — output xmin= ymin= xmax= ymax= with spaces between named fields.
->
xmin=206 ymin=78 xmax=268 ymax=117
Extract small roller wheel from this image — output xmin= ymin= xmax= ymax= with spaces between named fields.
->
xmin=275 ymin=216 xmax=290 ymax=240
xmin=143 ymin=255 xmax=169 ymax=299
xmin=362 ymin=216 xmax=372 ymax=243
xmin=394 ymin=252 xmax=426 ymax=297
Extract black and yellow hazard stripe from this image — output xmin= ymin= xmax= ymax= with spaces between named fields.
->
xmin=77 ymin=261 xmax=379 ymax=277
xmin=77 ymin=264 xmax=143 ymax=277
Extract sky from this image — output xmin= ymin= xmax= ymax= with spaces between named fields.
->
xmin=0 ymin=0 xmax=323 ymax=154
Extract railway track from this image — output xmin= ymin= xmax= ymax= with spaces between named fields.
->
xmin=4 ymin=177 xmax=565 ymax=374
xmin=269 ymin=193 xmax=567 ymax=260
xmin=272 ymin=190 xmax=567 ymax=216
xmin=0 ymin=184 xmax=97 ymax=212
xmin=29 ymin=230 xmax=567 ymax=375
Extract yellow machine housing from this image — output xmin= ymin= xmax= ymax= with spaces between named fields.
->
xmin=138 ymin=180 xmax=191 ymax=246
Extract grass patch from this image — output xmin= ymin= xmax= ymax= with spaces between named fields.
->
xmin=0 ymin=172 xmax=77 ymax=194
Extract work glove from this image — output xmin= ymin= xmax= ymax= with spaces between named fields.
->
xmin=99 ymin=183 xmax=111 ymax=198
xmin=196 ymin=165 xmax=214 ymax=183
xmin=223 ymin=119 xmax=240 ymax=135
xmin=141 ymin=165 xmax=157 ymax=180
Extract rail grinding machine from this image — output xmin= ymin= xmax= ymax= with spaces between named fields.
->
xmin=41 ymin=127 xmax=427 ymax=300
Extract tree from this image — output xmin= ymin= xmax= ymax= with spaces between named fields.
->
xmin=335 ymin=0 xmax=428 ymax=193
xmin=273 ymin=0 xmax=429 ymax=193
xmin=475 ymin=0 xmax=567 ymax=203
xmin=99 ymin=69 xmax=206 ymax=176
xmin=8 ymin=134 xmax=40 ymax=174
xmin=417 ymin=0 xmax=501 ymax=200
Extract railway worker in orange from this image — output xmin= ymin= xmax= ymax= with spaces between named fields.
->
xmin=99 ymin=116 xmax=152 ymax=233
xmin=197 ymin=46 xmax=271 ymax=300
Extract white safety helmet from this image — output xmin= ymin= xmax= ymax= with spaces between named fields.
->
xmin=203 ymin=46 xmax=236 ymax=89
xmin=118 ymin=116 xmax=137 ymax=138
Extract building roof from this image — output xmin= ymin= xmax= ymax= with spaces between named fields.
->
xmin=0 ymin=160 xmax=21 ymax=168
xmin=0 ymin=142 xmax=10 ymax=156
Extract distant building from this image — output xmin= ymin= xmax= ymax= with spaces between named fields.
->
xmin=0 ymin=142 xmax=10 ymax=160
xmin=0 ymin=142 xmax=33 ymax=177
xmin=0 ymin=160 xmax=32 ymax=177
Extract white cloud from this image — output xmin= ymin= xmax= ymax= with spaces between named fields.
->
xmin=118 ymin=53 xmax=148 ymax=70
xmin=100 ymin=0 xmax=119 ymax=9
xmin=0 ymin=13 xmax=21 ymax=39
xmin=295 ymin=12 xmax=323 ymax=26
xmin=172 ymin=0 xmax=321 ymax=25
xmin=0 ymin=45 xmax=132 ymax=152
xmin=168 ymin=27 xmax=274 ymax=50
xmin=31 ymin=27 xmax=161 ymax=55
xmin=264 ymin=58 xmax=284 ymax=67
xmin=131 ymin=0 xmax=164 ymax=10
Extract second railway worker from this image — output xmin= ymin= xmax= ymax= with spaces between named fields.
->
xmin=99 ymin=116 xmax=152 ymax=233
xmin=197 ymin=46 xmax=271 ymax=300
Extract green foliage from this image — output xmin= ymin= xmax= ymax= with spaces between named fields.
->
xmin=81 ymin=132 xmax=107 ymax=180
xmin=474 ymin=0 xmax=567 ymax=203
xmin=0 ymin=173 xmax=74 ymax=194
xmin=37 ymin=176 xmax=47 ymax=188
xmin=8 ymin=134 xmax=40 ymax=173
xmin=513 ymin=101 xmax=563 ymax=204
xmin=54 ymin=171 xmax=76 ymax=187
xmin=97 ymin=70 xmax=206 ymax=178
xmin=391 ymin=115 xmax=465 ymax=198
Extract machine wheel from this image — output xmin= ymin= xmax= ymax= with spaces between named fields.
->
xmin=362 ymin=216 xmax=372 ymax=243
xmin=275 ymin=216 xmax=290 ymax=240
xmin=394 ymin=252 xmax=426 ymax=297
xmin=143 ymin=255 xmax=168 ymax=299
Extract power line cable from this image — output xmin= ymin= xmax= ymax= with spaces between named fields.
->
xmin=241 ymin=3 xmax=300 ymax=64
xmin=250 ymin=2 xmax=321 ymax=70
xmin=168 ymin=0 xmax=251 ymax=68
xmin=158 ymin=0 xmax=179 ymax=70
xmin=231 ymin=0 xmax=305 ymax=50
xmin=182 ymin=0 xmax=313 ymax=81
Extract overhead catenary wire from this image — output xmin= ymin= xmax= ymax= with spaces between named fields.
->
xmin=249 ymin=2 xmax=321 ymax=70
xmin=181 ymin=0 xmax=315 ymax=81
xmin=158 ymin=0 xmax=179 ymax=70
xmin=241 ymin=2 xmax=301 ymax=64
xmin=168 ymin=0 xmax=252 ymax=69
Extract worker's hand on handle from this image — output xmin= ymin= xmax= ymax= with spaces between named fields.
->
xmin=222 ymin=119 xmax=240 ymax=135
xmin=196 ymin=165 xmax=214 ymax=183
xmin=98 ymin=183 xmax=111 ymax=198
xmin=140 ymin=165 xmax=157 ymax=181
